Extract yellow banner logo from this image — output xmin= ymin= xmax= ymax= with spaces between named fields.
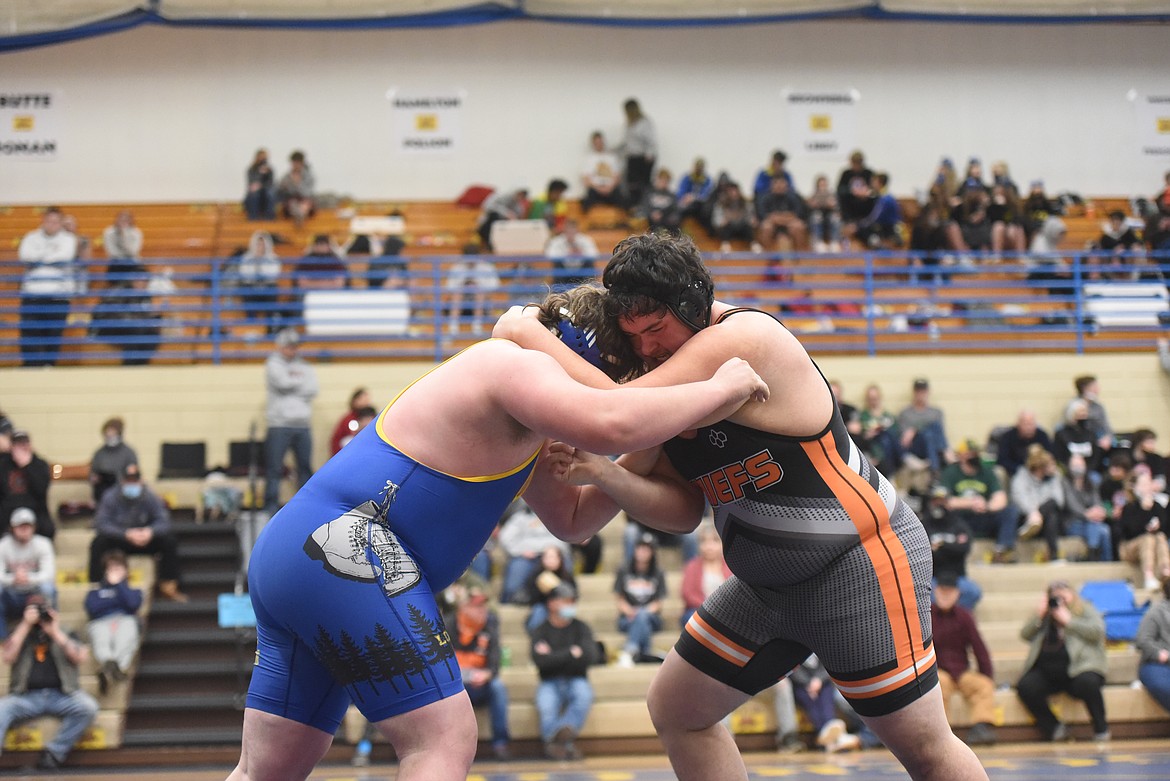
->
xmin=415 ymin=113 xmax=438 ymax=132
xmin=12 ymin=115 xmax=34 ymax=132
xmin=809 ymin=114 xmax=832 ymax=132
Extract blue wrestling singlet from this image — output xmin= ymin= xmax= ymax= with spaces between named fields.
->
xmin=245 ymin=402 xmax=538 ymax=733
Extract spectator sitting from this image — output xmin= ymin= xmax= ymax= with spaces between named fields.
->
xmin=909 ymin=201 xmax=950 ymax=280
xmin=857 ymin=383 xmax=902 ymax=476
xmin=235 ymin=230 xmax=284 ymax=332
xmin=579 ymin=131 xmax=625 ymax=213
xmin=294 ymin=234 xmax=347 ymax=290
xmin=83 ymin=550 xmax=142 ymax=694
xmin=939 ymin=439 xmax=1017 ymax=568
xmin=528 ymin=179 xmax=570 ymax=233
xmin=1120 ymin=429 xmax=1166 ymax=491
xmin=1093 ymin=209 xmax=1143 ymax=277
xmin=1011 ymin=445 xmax=1079 ymax=563
xmin=1136 ymin=578 xmax=1170 ymax=716
xmin=996 ymin=409 xmax=1054 ymax=481
xmin=920 ymin=485 xmax=981 ymax=610
xmin=531 ymin=583 xmax=597 ymax=761
xmin=277 ymin=150 xmax=316 ymax=228
xmin=1016 ymin=579 xmax=1109 ymax=743
xmin=1064 ymin=453 xmax=1114 ymax=563
xmin=986 ymin=182 xmax=1027 ymax=257
xmin=360 ymin=225 xmax=407 ymax=290
xmin=445 ymin=579 xmax=511 ymax=759
xmin=497 ymin=499 xmax=569 ymax=604
xmin=444 ymin=242 xmax=501 ymax=336
xmin=1054 ymin=399 xmax=1105 ymax=478
xmin=676 ymin=157 xmax=714 ymax=227
xmin=613 ymin=532 xmax=666 ymax=667
xmin=18 ymin=207 xmax=79 ymax=367
xmin=0 ymin=429 xmax=55 ymax=540
xmin=680 ymin=524 xmax=730 ymax=627
xmin=101 ymin=210 xmax=144 ymax=280
xmin=752 ymin=149 xmax=797 ymax=208
xmin=1023 ymin=179 xmax=1056 ymax=243
xmin=896 ymin=377 xmax=953 ymax=474
xmin=709 ymin=180 xmax=758 ymax=253
xmin=755 ymin=175 xmax=809 ymax=253
xmin=521 ymin=544 xmax=577 ymax=635
xmin=836 ymin=150 xmax=875 ymax=232
xmin=88 ymin=463 xmax=187 ymax=602
xmin=545 ymin=219 xmax=599 ymax=289
xmin=0 ymin=595 xmax=99 ymax=771
xmin=329 ymin=387 xmax=373 ymax=456
xmin=1118 ymin=466 xmax=1170 ymax=591
xmin=806 ymin=174 xmax=843 ymax=253
xmin=790 ymin=654 xmax=859 ymax=753
xmin=639 ymin=169 xmax=682 ymax=236
xmin=945 ymin=189 xmax=994 ymax=257
xmin=243 ymin=148 xmax=277 ymax=221
xmin=932 ymin=572 xmax=997 ymax=746
xmin=854 ymin=172 xmax=903 ymax=249
xmin=475 ymin=187 xmax=529 ymax=252
xmin=0 ymin=508 xmax=57 ymax=632
xmin=88 ymin=417 xmax=138 ymax=504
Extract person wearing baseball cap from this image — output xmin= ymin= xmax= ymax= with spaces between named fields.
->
xmin=0 ymin=506 xmax=57 ymax=625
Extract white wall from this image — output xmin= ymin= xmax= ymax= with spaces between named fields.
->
xmin=0 ymin=19 xmax=1164 ymax=204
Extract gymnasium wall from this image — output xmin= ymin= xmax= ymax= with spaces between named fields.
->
xmin=3 ymin=352 xmax=1167 ymax=506
xmin=0 ymin=20 xmax=1164 ymax=205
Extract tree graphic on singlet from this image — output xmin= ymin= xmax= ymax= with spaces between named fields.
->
xmin=312 ymin=612 xmax=456 ymax=696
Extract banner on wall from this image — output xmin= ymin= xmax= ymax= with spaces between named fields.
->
xmin=0 ymin=90 xmax=59 ymax=160
xmin=1134 ymin=92 xmax=1170 ymax=156
xmin=388 ymin=88 xmax=463 ymax=155
xmin=784 ymin=90 xmax=858 ymax=158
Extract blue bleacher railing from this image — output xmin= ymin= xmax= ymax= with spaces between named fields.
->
xmin=1 ymin=250 xmax=1167 ymax=366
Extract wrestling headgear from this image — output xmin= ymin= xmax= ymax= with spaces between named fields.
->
xmin=553 ymin=307 xmax=605 ymax=370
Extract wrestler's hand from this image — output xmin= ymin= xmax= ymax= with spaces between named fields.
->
xmin=713 ymin=357 xmax=769 ymax=404
xmin=492 ymin=303 xmax=540 ymax=341
xmin=545 ymin=441 xmax=612 ymax=486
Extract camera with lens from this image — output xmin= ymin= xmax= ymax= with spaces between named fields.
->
xmin=35 ymin=604 xmax=50 ymax=623
xmin=1047 ymin=596 xmax=1062 ymax=610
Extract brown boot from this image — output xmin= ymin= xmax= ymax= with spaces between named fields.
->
xmin=158 ymin=580 xmax=189 ymax=603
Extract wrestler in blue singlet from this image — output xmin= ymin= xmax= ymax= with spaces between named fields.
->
xmin=245 ymin=399 xmax=537 ymax=733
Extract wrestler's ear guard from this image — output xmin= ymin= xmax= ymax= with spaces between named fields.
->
xmin=553 ymin=307 xmax=605 ymax=369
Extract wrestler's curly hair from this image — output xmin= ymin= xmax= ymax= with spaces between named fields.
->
xmin=534 ymin=284 xmax=644 ymax=383
xmin=601 ymin=233 xmax=714 ymax=331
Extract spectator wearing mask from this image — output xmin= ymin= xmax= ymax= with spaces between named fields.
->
xmin=531 ymin=583 xmax=597 ymax=761
xmin=0 ymin=508 xmax=57 ymax=630
xmin=83 ymin=550 xmax=143 ymax=693
xmin=920 ymin=485 xmax=981 ymax=611
xmin=0 ymin=595 xmax=98 ymax=770
xmin=0 ymin=429 xmax=55 ymax=540
xmin=88 ymin=417 xmax=139 ymax=504
xmin=939 ymin=439 xmax=1017 ymax=567
xmin=446 ymin=580 xmax=511 ymax=759
xmin=88 ymin=463 xmax=186 ymax=602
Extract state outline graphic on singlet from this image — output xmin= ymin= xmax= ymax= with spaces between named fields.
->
xmin=302 ymin=479 xmax=422 ymax=598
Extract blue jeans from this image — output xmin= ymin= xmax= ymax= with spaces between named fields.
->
xmin=535 ymin=677 xmax=593 ymax=742
xmin=466 ymin=676 xmax=510 ymax=744
xmin=908 ymin=420 xmax=949 ymax=472
xmin=1139 ymin=663 xmax=1170 ymax=715
xmin=0 ymin=688 xmax=99 ymax=759
xmin=618 ymin=608 xmax=662 ymax=656
xmin=264 ymin=425 xmax=313 ymax=511
xmin=1066 ymin=519 xmax=1113 ymax=562
xmin=526 ymin=604 xmax=549 ymax=635
xmin=500 ymin=556 xmax=538 ymax=604
xmin=959 ymin=506 xmax=1019 ymax=552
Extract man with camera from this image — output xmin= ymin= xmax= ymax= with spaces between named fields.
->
xmin=1015 ymin=580 xmax=1109 ymax=743
xmin=0 ymin=594 xmax=99 ymax=770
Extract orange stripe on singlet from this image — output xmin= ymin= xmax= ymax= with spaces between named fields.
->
xmin=685 ymin=612 xmax=753 ymax=667
xmin=800 ymin=431 xmax=929 ymax=697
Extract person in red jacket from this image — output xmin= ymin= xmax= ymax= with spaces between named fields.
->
xmin=931 ymin=572 xmax=997 ymax=746
xmin=679 ymin=524 xmax=731 ymax=627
